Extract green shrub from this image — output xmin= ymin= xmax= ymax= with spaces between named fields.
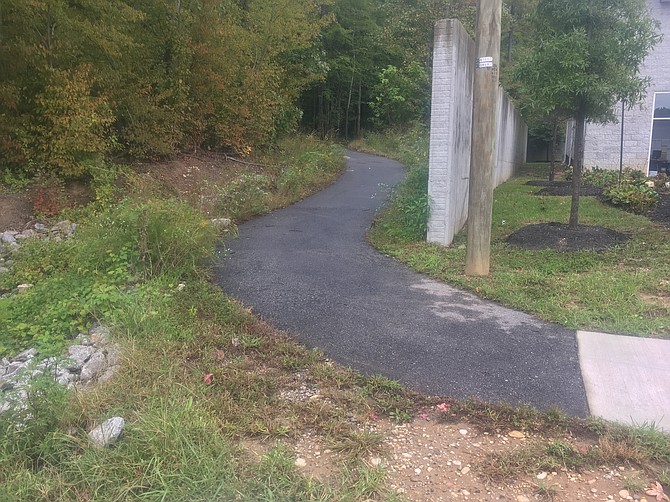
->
xmin=0 ymin=375 xmax=74 ymax=472
xmin=600 ymin=168 xmax=660 ymax=213
xmin=359 ymin=126 xmax=431 ymax=242
xmin=603 ymin=183 xmax=659 ymax=212
xmin=652 ymin=173 xmax=670 ymax=192
xmin=215 ymin=173 xmax=272 ymax=219
xmin=582 ymin=167 xmax=619 ymax=187
xmin=277 ymin=144 xmax=344 ymax=195
xmin=0 ymin=198 xmax=216 ymax=356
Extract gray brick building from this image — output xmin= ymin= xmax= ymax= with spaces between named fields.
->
xmin=565 ymin=0 xmax=670 ymax=175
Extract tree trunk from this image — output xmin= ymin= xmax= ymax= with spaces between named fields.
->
xmin=569 ymin=111 xmax=586 ymax=229
xmin=549 ymin=117 xmax=558 ymax=182
xmin=318 ymin=89 xmax=324 ymax=140
xmin=506 ymin=4 xmax=515 ymax=62
xmin=345 ymin=72 xmax=354 ymax=139
xmin=356 ymin=77 xmax=362 ymax=138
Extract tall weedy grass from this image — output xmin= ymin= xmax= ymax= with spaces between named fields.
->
xmin=351 ymin=125 xmax=431 ymax=241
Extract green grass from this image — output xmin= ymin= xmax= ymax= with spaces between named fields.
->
xmin=0 ymin=139 xmax=411 ymax=500
xmin=358 ymin=131 xmax=670 ymax=338
xmin=2 ymin=133 xmax=669 ymax=499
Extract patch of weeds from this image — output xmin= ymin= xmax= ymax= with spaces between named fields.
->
xmin=596 ymin=422 xmax=670 ymax=465
xmin=88 ymin=161 xmax=127 ymax=208
xmin=658 ymin=469 xmax=670 ymax=487
xmin=311 ymin=363 xmax=360 ymax=390
xmin=360 ymin=374 xmax=418 ymax=423
xmin=622 ymin=476 xmax=648 ymax=497
xmin=478 ymin=443 xmax=555 ymax=482
xmin=328 ymin=430 xmax=385 ymax=461
xmin=0 ymin=375 xmax=75 ymax=472
xmin=215 ymin=172 xmax=272 ymax=219
xmin=249 ymin=444 xmax=327 ymax=499
xmin=448 ymin=400 xmax=570 ymax=435
xmin=0 ymin=165 xmax=32 ymax=191
xmin=545 ymin=439 xmax=581 ymax=469
xmin=534 ymin=480 xmax=558 ymax=501
xmin=342 ymin=464 xmax=389 ymax=500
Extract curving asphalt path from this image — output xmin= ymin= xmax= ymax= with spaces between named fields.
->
xmin=215 ymin=150 xmax=589 ymax=417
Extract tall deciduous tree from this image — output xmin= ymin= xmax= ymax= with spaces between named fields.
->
xmin=509 ymin=0 xmax=660 ymax=228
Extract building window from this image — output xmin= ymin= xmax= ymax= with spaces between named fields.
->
xmin=649 ymin=92 xmax=670 ymax=175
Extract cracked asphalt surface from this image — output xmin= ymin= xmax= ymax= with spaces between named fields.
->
xmin=215 ymin=150 xmax=589 ymax=417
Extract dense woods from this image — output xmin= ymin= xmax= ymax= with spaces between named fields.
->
xmin=0 ymin=0 xmax=479 ymax=179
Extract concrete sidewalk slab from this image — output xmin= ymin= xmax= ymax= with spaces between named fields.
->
xmin=577 ymin=330 xmax=670 ymax=431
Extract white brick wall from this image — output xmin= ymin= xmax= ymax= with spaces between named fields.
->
xmin=427 ymin=19 xmax=527 ymax=246
xmin=578 ymin=0 xmax=670 ymax=172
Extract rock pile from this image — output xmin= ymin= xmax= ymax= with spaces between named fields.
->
xmin=0 ymin=324 xmax=120 ymax=414
xmin=0 ymin=220 xmax=77 ymax=273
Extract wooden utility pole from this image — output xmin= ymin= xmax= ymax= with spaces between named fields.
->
xmin=465 ymin=0 xmax=503 ymax=276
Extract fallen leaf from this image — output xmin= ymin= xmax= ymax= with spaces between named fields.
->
xmin=646 ymin=481 xmax=670 ymax=501
xmin=436 ymin=402 xmax=450 ymax=412
xmin=369 ymin=412 xmax=379 ymax=421
xmin=419 ymin=413 xmax=430 ymax=421
xmin=203 ymin=373 xmax=214 ymax=385
xmin=214 ymin=349 xmax=226 ymax=360
xmin=508 ymin=430 xmax=525 ymax=439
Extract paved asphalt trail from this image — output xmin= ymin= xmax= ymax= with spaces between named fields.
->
xmin=215 ymin=150 xmax=589 ymax=417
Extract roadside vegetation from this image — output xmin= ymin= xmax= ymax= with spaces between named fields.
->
xmin=356 ymin=129 xmax=670 ymax=338
xmin=2 ymin=134 xmax=669 ymax=500
xmin=2 ymin=0 xmax=670 ymax=498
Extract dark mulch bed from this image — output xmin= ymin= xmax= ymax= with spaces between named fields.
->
xmin=650 ymin=192 xmax=670 ymax=227
xmin=526 ymin=180 xmax=604 ymax=197
xmin=509 ymin=180 xmax=670 ymax=252
xmin=506 ymin=222 xmax=630 ymax=252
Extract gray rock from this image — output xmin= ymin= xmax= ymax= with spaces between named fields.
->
xmin=75 ymin=332 xmax=94 ymax=346
xmin=210 ymin=218 xmax=233 ymax=231
xmin=34 ymin=223 xmax=48 ymax=232
xmin=0 ymin=267 xmax=9 ymax=274
xmin=56 ymin=372 xmax=78 ymax=387
xmin=88 ymin=417 xmax=124 ymax=447
xmin=16 ymin=229 xmax=35 ymax=240
xmin=66 ymin=345 xmax=95 ymax=371
xmin=0 ymin=363 xmax=23 ymax=379
xmin=97 ymin=366 xmax=118 ymax=383
xmin=0 ymin=379 xmax=14 ymax=391
xmin=105 ymin=347 xmax=120 ymax=367
xmin=89 ymin=325 xmax=110 ymax=346
xmin=17 ymin=284 xmax=33 ymax=295
xmin=0 ymin=232 xmax=17 ymax=244
xmin=80 ymin=351 xmax=107 ymax=383
xmin=13 ymin=348 xmax=37 ymax=362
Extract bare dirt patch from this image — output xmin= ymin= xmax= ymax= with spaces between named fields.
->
xmin=276 ymin=412 xmax=661 ymax=502
xmin=132 ymin=152 xmax=261 ymax=216
xmin=0 ymin=191 xmax=35 ymax=231
xmin=527 ymin=180 xmax=604 ymax=197
xmin=0 ymin=179 xmax=93 ymax=231
xmin=0 ymin=152 xmax=250 ymax=233
xmin=506 ymin=223 xmax=630 ymax=252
